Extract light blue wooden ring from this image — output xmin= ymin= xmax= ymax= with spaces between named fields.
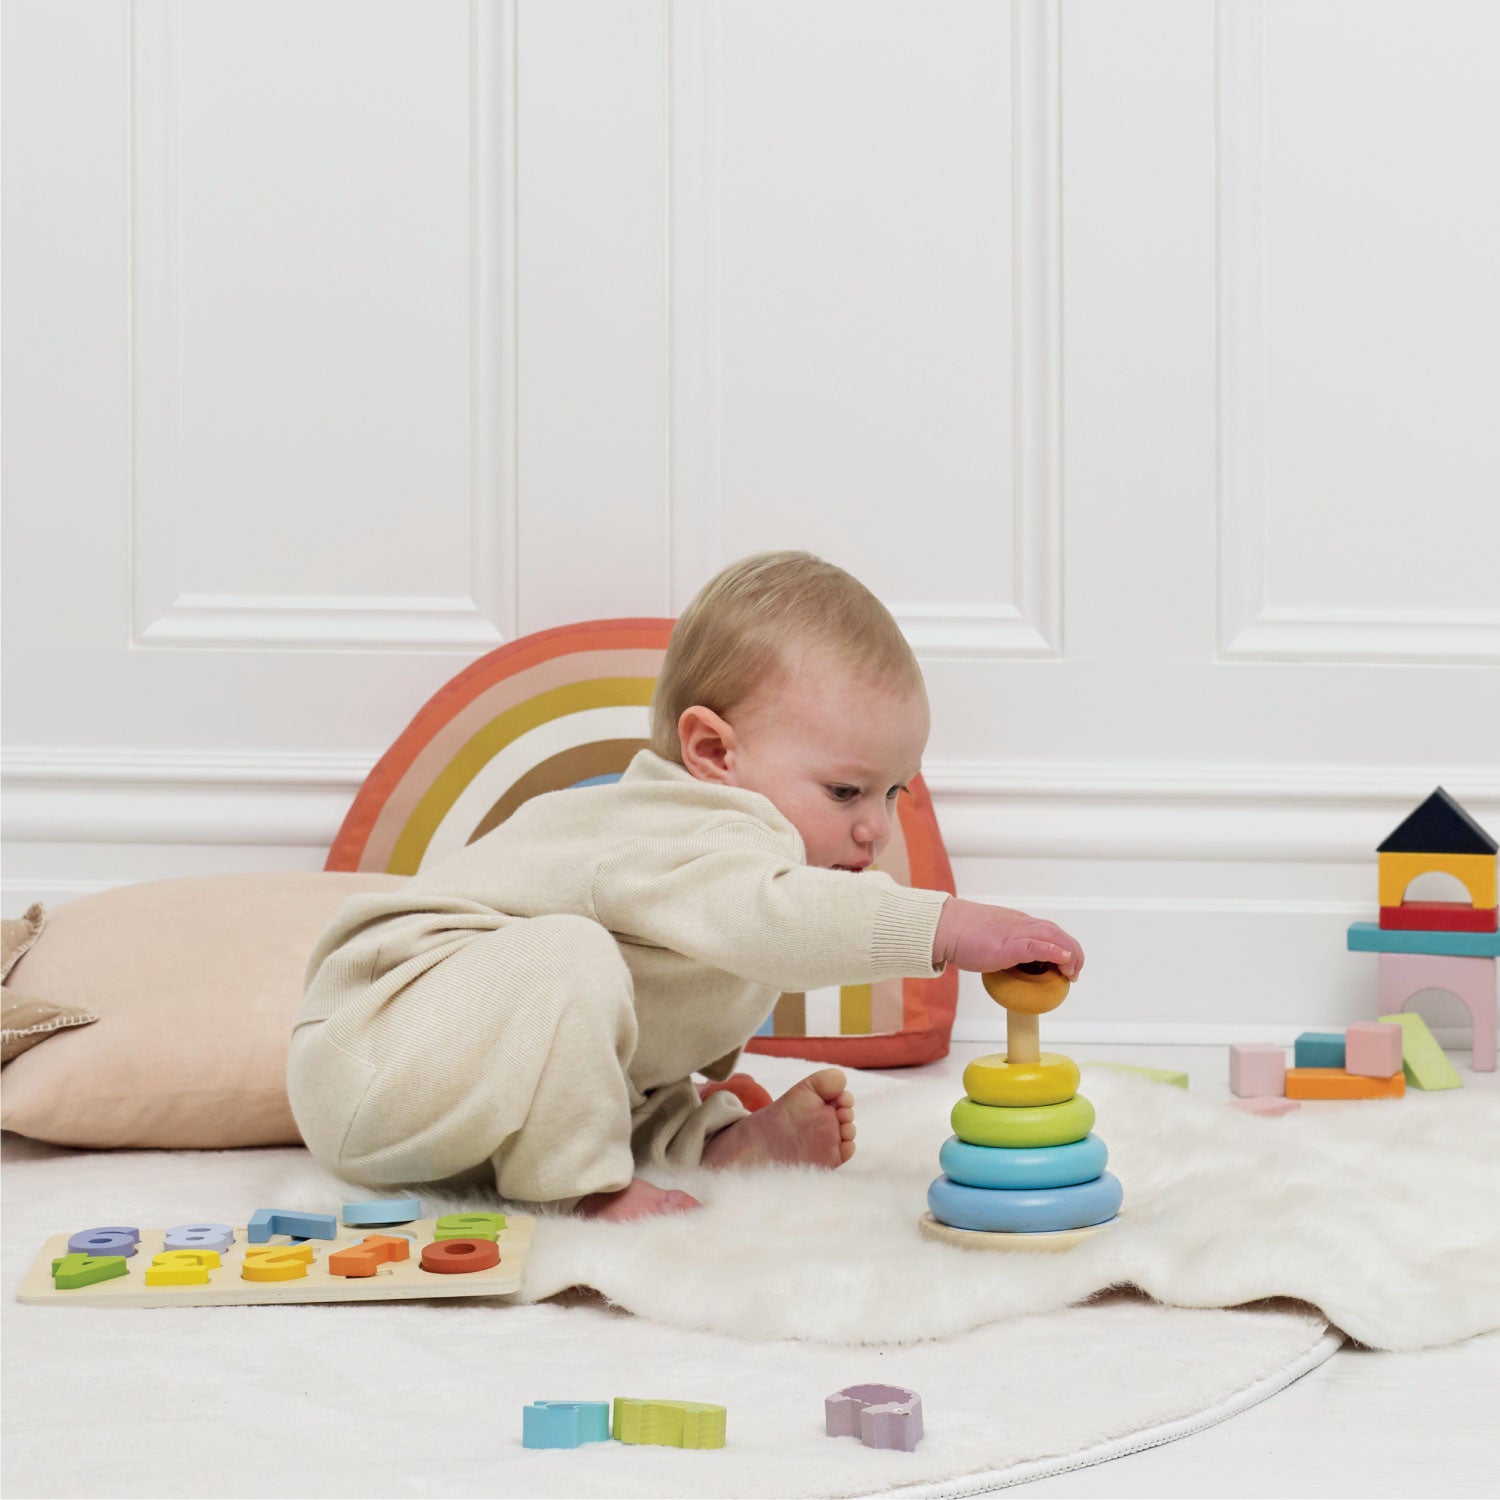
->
xmin=938 ymin=1133 xmax=1109 ymax=1190
xmin=926 ymin=1172 xmax=1123 ymax=1233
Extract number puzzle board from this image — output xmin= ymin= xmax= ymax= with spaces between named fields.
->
xmin=17 ymin=1217 xmax=534 ymax=1309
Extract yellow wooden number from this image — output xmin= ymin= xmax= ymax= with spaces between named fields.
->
xmin=145 ymin=1249 xmax=222 ymax=1287
xmin=241 ymin=1244 xmax=315 ymax=1282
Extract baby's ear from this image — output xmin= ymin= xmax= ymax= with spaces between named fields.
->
xmin=678 ymin=704 xmax=734 ymax=781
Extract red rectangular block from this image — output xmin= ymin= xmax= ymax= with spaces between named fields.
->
xmin=1285 ymin=1068 xmax=1405 ymax=1100
xmin=1379 ymin=901 xmax=1497 ymax=932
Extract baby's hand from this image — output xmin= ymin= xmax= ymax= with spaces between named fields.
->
xmin=932 ymin=897 xmax=1084 ymax=980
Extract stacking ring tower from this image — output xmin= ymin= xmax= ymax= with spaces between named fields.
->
xmin=919 ymin=963 xmax=1123 ymax=1251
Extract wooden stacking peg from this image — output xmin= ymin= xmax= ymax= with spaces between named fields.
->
xmin=1007 ymin=1010 xmax=1040 ymax=1065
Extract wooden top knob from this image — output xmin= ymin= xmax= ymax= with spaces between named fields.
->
xmin=982 ymin=961 xmax=1071 ymax=1015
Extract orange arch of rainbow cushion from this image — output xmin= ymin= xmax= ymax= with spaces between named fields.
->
xmin=328 ymin=620 xmax=674 ymax=875
xmin=325 ymin=618 xmax=958 ymax=1066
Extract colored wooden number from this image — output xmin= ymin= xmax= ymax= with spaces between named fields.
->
xmin=67 ymin=1226 xmax=140 ymax=1257
xmin=341 ymin=1197 xmax=422 ymax=1227
xmin=420 ymin=1237 xmax=500 ymax=1274
xmin=247 ymin=1209 xmax=337 ymax=1243
xmin=164 ymin=1223 xmax=236 ymax=1252
xmin=522 ymin=1401 xmax=612 ymax=1449
xmin=328 ymin=1234 xmax=411 ymax=1278
xmin=433 ymin=1213 xmax=507 ymax=1242
xmin=826 ymin=1384 xmax=924 ymax=1452
xmin=50 ymin=1253 xmax=129 ymax=1290
xmin=146 ymin=1250 xmax=221 ymax=1286
xmin=611 ymin=1397 xmax=727 ymax=1449
xmin=241 ymin=1244 xmax=315 ymax=1282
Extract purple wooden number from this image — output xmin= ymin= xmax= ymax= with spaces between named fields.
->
xmin=67 ymin=1226 xmax=141 ymax=1257
xmin=164 ymin=1222 xmax=236 ymax=1252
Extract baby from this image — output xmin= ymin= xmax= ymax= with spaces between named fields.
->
xmin=287 ymin=551 xmax=1084 ymax=1222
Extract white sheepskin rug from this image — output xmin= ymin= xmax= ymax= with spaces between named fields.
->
xmin=268 ymin=1053 xmax=1500 ymax=1352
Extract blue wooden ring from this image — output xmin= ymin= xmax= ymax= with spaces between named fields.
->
xmin=938 ymin=1133 xmax=1109 ymax=1190
xmin=926 ymin=1172 xmax=1123 ymax=1233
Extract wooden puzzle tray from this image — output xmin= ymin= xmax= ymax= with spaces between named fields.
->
xmin=17 ymin=1216 xmax=534 ymax=1309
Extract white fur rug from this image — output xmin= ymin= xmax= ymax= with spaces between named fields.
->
xmin=271 ymin=1051 xmax=1500 ymax=1352
xmin=5 ymin=1055 xmax=1497 ymax=1496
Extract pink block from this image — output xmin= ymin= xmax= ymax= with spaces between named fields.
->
xmin=1229 ymin=1043 xmax=1287 ymax=1097
xmin=1344 ymin=1020 xmax=1404 ymax=1078
xmin=1376 ymin=951 xmax=1496 ymax=1072
xmin=1228 ymin=1096 xmax=1300 ymax=1118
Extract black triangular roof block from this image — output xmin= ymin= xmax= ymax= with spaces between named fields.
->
xmin=1377 ymin=787 xmax=1498 ymax=855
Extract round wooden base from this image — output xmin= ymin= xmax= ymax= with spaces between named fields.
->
xmin=917 ymin=1210 xmax=1119 ymax=1253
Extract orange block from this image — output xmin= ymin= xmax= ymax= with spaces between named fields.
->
xmin=328 ymin=1234 xmax=412 ymax=1279
xmin=1285 ymin=1068 xmax=1405 ymax=1100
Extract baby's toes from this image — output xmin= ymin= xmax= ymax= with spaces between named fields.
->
xmin=840 ymin=1117 xmax=856 ymax=1141
xmin=838 ymin=1138 xmax=856 ymax=1163
xmin=806 ymin=1068 xmax=849 ymax=1103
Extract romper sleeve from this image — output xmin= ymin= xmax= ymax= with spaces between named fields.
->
xmin=590 ymin=817 xmax=950 ymax=992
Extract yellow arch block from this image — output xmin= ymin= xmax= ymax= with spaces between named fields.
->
xmin=1378 ymin=852 xmax=1497 ymax=911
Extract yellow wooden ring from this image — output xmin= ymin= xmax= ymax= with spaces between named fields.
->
xmin=982 ymin=964 xmax=1071 ymax=1015
xmin=951 ymin=1093 xmax=1095 ymax=1149
xmin=962 ymin=1051 xmax=1079 ymax=1108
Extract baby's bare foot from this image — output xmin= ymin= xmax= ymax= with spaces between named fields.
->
xmin=575 ymin=1177 xmax=701 ymax=1222
xmin=700 ymin=1067 xmax=856 ymax=1171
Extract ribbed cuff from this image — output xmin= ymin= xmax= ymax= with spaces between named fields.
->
xmin=870 ymin=885 xmax=951 ymax=980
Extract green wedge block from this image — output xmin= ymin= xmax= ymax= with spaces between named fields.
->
xmin=1084 ymin=1062 xmax=1189 ymax=1089
xmin=1378 ymin=1012 xmax=1463 ymax=1091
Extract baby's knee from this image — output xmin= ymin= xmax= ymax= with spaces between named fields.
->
xmin=514 ymin=914 xmax=632 ymax=997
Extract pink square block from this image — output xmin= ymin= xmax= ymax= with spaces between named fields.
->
xmin=1345 ymin=1020 xmax=1403 ymax=1078
xmin=1229 ymin=1043 xmax=1287 ymax=1098
xmin=1228 ymin=1096 xmax=1301 ymax=1118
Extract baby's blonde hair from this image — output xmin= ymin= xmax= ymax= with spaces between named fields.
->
xmin=650 ymin=550 xmax=923 ymax=764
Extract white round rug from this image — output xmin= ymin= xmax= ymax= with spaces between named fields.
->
xmin=3 ymin=1118 xmax=1338 ymax=1498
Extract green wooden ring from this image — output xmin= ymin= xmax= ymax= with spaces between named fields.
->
xmin=951 ymin=1092 xmax=1096 ymax=1149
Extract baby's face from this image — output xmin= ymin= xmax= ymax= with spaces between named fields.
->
xmin=685 ymin=651 xmax=930 ymax=871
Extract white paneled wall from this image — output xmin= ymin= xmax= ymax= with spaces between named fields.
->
xmin=4 ymin=0 xmax=1498 ymax=1046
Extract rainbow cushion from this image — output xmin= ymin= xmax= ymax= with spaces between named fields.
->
xmin=326 ymin=618 xmax=957 ymax=1067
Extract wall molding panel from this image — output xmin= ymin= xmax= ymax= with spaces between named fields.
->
xmin=668 ymin=0 xmax=1063 ymax=658
xmin=1214 ymin=0 xmax=1500 ymax=666
xmin=127 ymin=0 xmax=518 ymax=653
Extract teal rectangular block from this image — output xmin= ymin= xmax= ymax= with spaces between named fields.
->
xmin=1347 ymin=922 xmax=1500 ymax=957
xmin=1294 ymin=1031 xmax=1346 ymax=1069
